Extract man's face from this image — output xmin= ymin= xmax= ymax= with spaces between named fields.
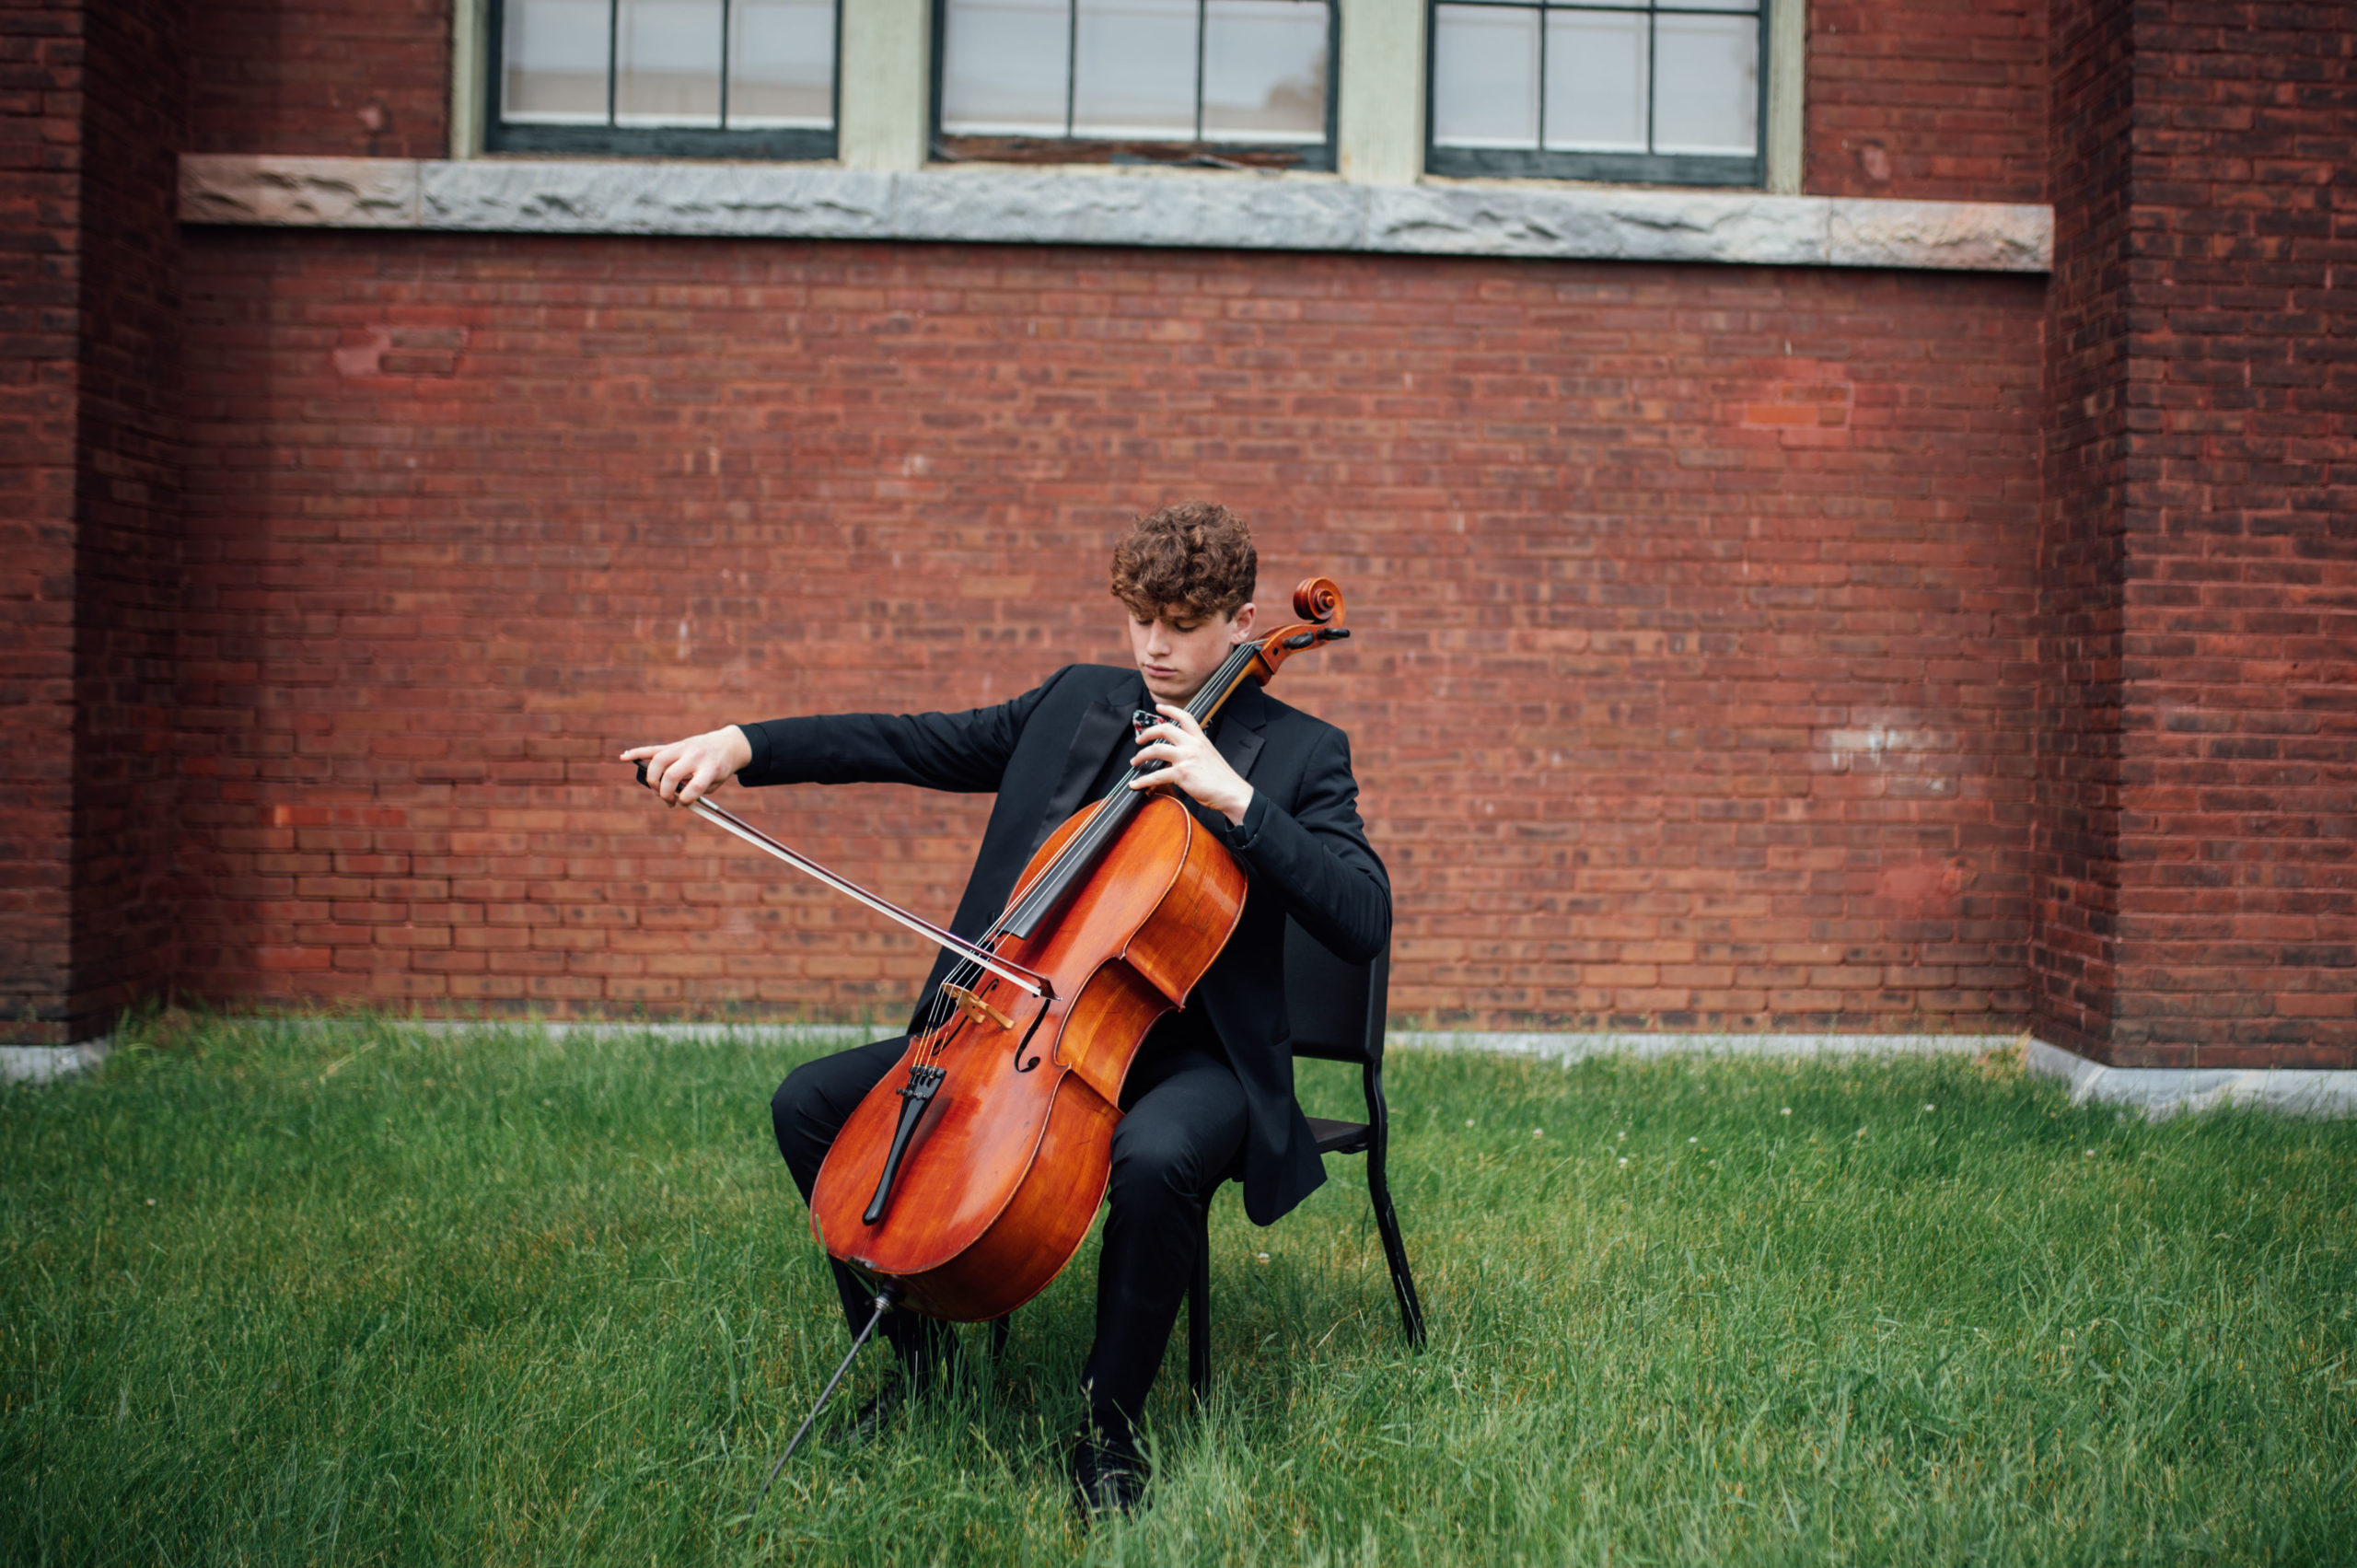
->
xmin=1127 ymin=600 xmax=1258 ymax=704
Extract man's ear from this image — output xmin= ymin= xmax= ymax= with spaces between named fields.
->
xmin=1228 ymin=602 xmax=1257 ymax=643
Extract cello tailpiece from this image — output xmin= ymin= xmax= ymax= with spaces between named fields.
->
xmin=863 ymin=1063 xmax=946 ymax=1225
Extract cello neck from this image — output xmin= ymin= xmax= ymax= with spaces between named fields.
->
xmin=996 ymin=638 xmax=1263 ymax=940
xmin=999 ymin=575 xmax=1349 ymax=940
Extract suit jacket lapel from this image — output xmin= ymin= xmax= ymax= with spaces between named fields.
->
xmin=1029 ymin=682 xmax=1137 ymax=858
xmin=1214 ymin=677 xmax=1269 ymax=782
xmin=1030 ymin=668 xmax=1271 ymax=859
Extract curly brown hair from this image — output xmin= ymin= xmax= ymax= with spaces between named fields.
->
xmin=1109 ymin=503 xmax=1258 ymax=620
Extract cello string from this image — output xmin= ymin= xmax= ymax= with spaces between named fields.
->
xmin=984 ymin=640 xmax=1260 ymax=946
xmin=911 ymin=634 xmax=1268 ymax=1059
xmin=974 ymin=645 xmax=1244 ymax=956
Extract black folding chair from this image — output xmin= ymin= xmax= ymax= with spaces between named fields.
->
xmin=984 ymin=920 xmax=1427 ymax=1393
xmin=1183 ymin=918 xmax=1427 ymax=1400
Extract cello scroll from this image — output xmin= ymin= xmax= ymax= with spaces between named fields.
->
xmin=1246 ymin=575 xmax=1352 ymax=684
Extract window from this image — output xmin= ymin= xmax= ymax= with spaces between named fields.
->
xmin=486 ymin=0 xmax=840 ymax=157
xmin=934 ymin=0 xmax=1336 ymax=170
xmin=1428 ymin=0 xmax=1764 ymax=185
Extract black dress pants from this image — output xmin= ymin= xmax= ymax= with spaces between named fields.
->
xmin=770 ymin=1031 xmax=1248 ymax=1432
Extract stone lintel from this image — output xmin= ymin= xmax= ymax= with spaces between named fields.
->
xmin=180 ymin=154 xmax=2053 ymax=274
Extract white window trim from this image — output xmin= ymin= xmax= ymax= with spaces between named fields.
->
xmin=450 ymin=0 xmax=486 ymax=161
xmin=840 ymin=0 xmax=929 ymax=170
xmin=1338 ymin=0 xmax=1423 ymax=184
xmin=1766 ymin=0 xmax=1803 ymax=195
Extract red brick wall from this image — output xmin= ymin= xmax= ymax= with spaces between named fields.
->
xmin=0 ymin=0 xmax=185 ymax=1045
xmin=2033 ymin=0 xmax=2357 ymax=1067
xmin=1807 ymin=0 xmax=2049 ymax=203
xmin=0 ymin=3 xmax=82 ymax=1041
xmin=2102 ymin=1 xmax=2357 ymax=1064
xmin=190 ymin=0 xmax=447 ymax=159
xmin=68 ymin=0 xmax=186 ymax=1036
xmin=2030 ymin=0 xmax=2131 ymax=1057
xmin=174 ymin=235 xmax=2046 ymax=1030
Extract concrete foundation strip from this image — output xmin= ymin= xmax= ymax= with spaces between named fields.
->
xmin=10 ymin=1026 xmax=2349 ymax=1120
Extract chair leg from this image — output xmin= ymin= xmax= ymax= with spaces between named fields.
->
xmin=1187 ymin=1202 xmax=1211 ymax=1403
xmin=1364 ymin=1062 xmax=1427 ymax=1349
xmin=989 ymin=1314 xmax=1010 ymax=1363
xmin=1368 ymin=1167 xmax=1426 ymax=1349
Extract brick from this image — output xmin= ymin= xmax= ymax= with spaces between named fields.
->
xmin=2033 ymin=0 xmax=2357 ymax=1066
xmin=189 ymin=0 xmax=447 ymax=160
xmin=1806 ymin=0 xmax=2048 ymax=202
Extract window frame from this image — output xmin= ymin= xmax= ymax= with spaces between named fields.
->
xmin=1423 ymin=0 xmax=1769 ymax=188
xmin=928 ymin=0 xmax=1342 ymax=173
xmin=482 ymin=0 xmax=843 ymax=159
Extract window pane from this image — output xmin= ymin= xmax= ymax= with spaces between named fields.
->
xmin=728 ymin=0 xmax=834 ymax=127
xmin=942 ymin=0 xmax=1072 ymax=135
xmin=1543 ymin=8 xmax=1645 ymax=152
xmin=1651 ymin=11 xmax=1757 ymax=155
xmin=1432 ymin=4 xmax=1538 ymax=149
xmin=1672 ymin=0 xmax=1758 ymax=10
xmin=504 ymin=0 xmax=610 ymax=124
xmin=615 ymin=0 xmax=723 ymax=126
xmin=1202 ymin=0 xmax=1326 ymax=144
xmin=1072 ymin=0 xmax=1198 ymax=139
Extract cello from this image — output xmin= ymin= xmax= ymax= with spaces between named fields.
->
xmin=635 ymin=577 xmax=1353 ymax=1487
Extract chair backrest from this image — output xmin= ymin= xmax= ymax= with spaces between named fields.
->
xmin=1281 ymin=917 xmax=1389 ymax=1065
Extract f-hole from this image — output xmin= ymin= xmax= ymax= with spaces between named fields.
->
xmin=1011 ymin=999 xmax=1051 ymax=1073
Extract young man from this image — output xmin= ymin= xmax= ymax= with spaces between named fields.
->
xmin=623 ymin=504 xmax=1389 ymax=1514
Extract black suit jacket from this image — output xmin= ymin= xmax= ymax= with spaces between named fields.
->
xmin=737 ymin=663 xmax=1390 ymax=1225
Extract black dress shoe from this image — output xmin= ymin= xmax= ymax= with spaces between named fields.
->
xmin=840 ymin=1376 xmax=911 ymax=1444
xmin=838 ymin=1332 xmax=967 ymax=1445
xmin=1068 ymin=1424 xmax=1150 ymax=1520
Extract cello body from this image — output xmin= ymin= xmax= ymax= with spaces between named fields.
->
xmin=807 ymin=791 xmax=1247 ymax=1321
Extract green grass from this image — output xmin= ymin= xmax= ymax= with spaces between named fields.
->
xmin=4 ymin=1016 xmax=2353 ymax=1566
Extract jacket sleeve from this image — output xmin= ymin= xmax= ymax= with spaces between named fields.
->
xmin=735 ymin=667 xmax=1071 ymax=794
xmin=1222 ymin=725 xmax=1390 ymax=964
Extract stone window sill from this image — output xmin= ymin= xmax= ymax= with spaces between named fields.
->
xmin=178 ymin=153 xmax=2051 ymax=273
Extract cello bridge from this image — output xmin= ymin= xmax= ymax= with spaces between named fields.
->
xmin=942 ymin=981 xmax=1015 ymax=1032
